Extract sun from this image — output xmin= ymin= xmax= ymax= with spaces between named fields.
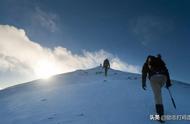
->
xmin=34 ymin=59 xmax=60 ymax=79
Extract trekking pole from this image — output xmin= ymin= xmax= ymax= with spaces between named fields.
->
xmin=167 ymin=88 xmax=176 ymax=109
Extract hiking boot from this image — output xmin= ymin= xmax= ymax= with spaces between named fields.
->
xmin=155 ymin=104 xmax=165 ymax=123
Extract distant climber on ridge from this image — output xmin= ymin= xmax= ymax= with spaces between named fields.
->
xmin=103 ymin=59 xmax=110 ymax=77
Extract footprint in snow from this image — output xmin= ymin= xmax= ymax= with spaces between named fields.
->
xmin=103 ymin=80 xmax=107 ymax=82
xmin=47 ymin=113 xmax=57 ymax=120
xmin=76 ymin=113 xmax=84 ymax=117
xmin=48 ymin=117 xmax=54 ymax=120
xmin=41 ymin=98 xmax=47 ymax=102
xmin=128 ymin=77 xmax=132 ymax=80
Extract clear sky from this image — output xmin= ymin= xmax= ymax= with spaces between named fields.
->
xmin=0 ymin=0 xmax=190 ymax=88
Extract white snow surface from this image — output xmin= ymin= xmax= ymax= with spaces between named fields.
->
xmin=0 ymin=67 xmax=190 ymax=124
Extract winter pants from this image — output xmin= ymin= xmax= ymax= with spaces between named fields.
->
xmin=150 ymin=74 xmax=167 ymax=105
xmin=105 ymin=67 xmax=108 ymax=76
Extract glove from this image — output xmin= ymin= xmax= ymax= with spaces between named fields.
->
xmin=166 ymin=80 xmax=172 ymax=89
xmin=166 ymin=83 xmax=172 ymax=89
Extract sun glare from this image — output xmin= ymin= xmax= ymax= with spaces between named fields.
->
xmin=34 ymin=59 xmax=60 ymax=79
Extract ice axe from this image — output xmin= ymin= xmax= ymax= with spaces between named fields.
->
xmin=167 ymin=88 xmax=176 ymax=109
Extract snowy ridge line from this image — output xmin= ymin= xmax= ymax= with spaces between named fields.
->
xmin=0 ymin=67 xmax=141 ymax=92
xmin=0 ymin=67 xmax=189 ymax=93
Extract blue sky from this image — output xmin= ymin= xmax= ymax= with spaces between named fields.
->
xmin=0 ymin=0 xmax=190 ymax=88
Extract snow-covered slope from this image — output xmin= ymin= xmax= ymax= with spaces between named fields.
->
xmin=0 ymin=67 xmax=189 ymax=124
